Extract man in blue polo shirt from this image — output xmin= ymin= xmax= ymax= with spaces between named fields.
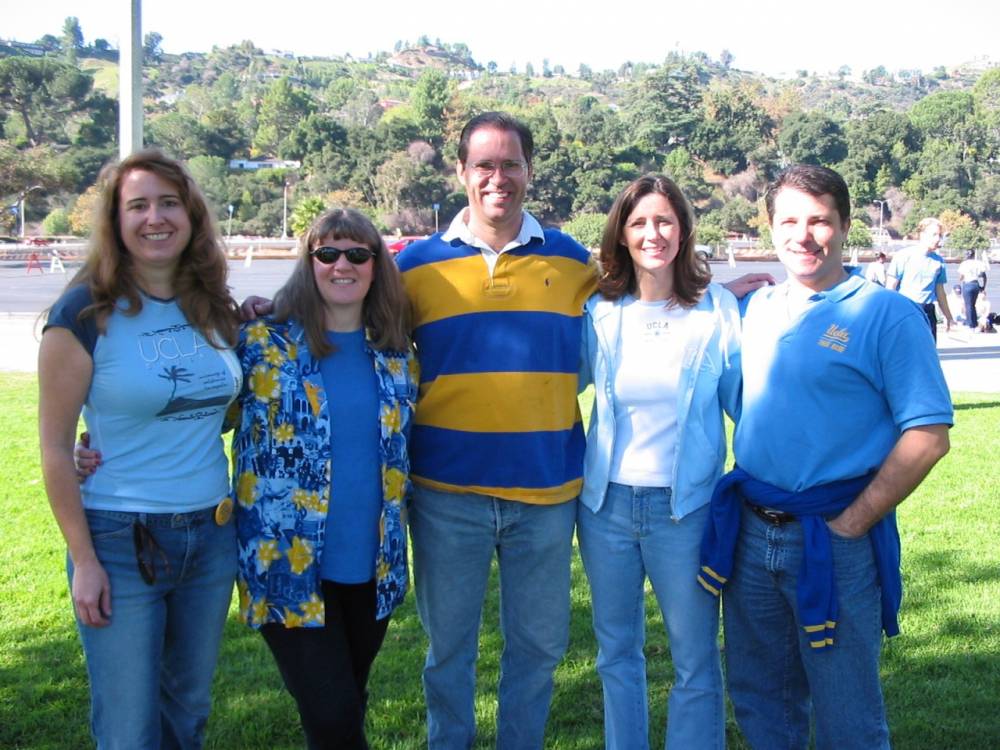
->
xmin=887 ymin=217 xmax=956 ymax=340
xmin=699 ymin=165 xmax=952 ymax=749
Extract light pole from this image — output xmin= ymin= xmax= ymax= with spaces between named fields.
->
xmin=227 ymin=204 xmax=234 ymax=238
xmin=281 ymin=182 xmax=290 ymax=239
xmin=873 ymin=200 xmax=886 ymax=249
xmin=18 ymin=185 xmax=43 ymax=238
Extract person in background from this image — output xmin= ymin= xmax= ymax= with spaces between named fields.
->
xmin=957 ymin=249 xmax=988 ymax=330
xmin=864 ymin=251 xmax=888 ymax=286
xmin=232 ymin=208 xmax=417 ymax=749
xmin=578 ymin=175 xmax=743 ymax=750
xmin=38 ymin=148 xmax=242 ymax=748
xmin=886 ymin=217 xmax=955 ymax=340
xmin=947 ymin=284 xmax=966 ymax=324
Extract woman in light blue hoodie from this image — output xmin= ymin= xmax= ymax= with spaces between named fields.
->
xmin=578 ymin=175 xmax=750 ymax=750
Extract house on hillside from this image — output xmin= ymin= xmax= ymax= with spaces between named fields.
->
xmin=229 ymin=159 xmax=301 ymax=171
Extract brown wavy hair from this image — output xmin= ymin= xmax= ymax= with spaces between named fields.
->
xmin=273 ymin=208 xmax=410 ymax=356
xmin=597 ymin=174 xmax=710 ymax=305
xmin=65 ymin=148 xmax=239 ymax=347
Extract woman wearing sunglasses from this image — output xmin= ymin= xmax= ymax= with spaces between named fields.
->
xmin=231 ymin=208 xmax=416 ymax=749
xmin=38 ymin=149 xmax=242 ymax=748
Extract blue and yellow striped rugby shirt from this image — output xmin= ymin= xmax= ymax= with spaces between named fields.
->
xmin=398 ymin=225 xmax=597 ymax=504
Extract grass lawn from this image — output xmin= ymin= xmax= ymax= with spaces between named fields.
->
xmin=2 ymin=372 xmax=998 ymax=748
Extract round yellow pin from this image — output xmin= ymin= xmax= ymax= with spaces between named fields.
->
xmin=214 ymin=497 xmax=234 ymax=526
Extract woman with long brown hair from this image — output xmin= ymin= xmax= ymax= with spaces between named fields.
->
xmin=578 ymin=175 xmax=753 ymax=750
xmin=231 ymin=208 xmax=416 ymax=749
xmin=38 ymin=148 xmax=242 ymax=748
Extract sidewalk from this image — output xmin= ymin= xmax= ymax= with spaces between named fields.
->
xmin=4 ymin=313 xmax=998 ymax=392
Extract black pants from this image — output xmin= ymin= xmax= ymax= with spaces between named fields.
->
xmin=261 ymin=579 xmax=390 ymax=750
xmin=921 ymin=302 xmax=938 ymax=341
xmin=962 ymin=281 xmax=981 ymax=329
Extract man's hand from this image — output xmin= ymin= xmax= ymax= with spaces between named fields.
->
xmin=723 ymin=273 xmax=776 ymax=299
xmin=240 ymin=296 xmax=274 ymax=321
xmin=75 ymin=431 xmax=100 ymax=483
xmin=826 ymin=424 xmax=950 ymax=537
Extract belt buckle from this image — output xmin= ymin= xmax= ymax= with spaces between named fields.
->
xmin=214 ymin=497 xmax=234 ymax=526
xmin=750 ymin=503 xmax=792 ymax=525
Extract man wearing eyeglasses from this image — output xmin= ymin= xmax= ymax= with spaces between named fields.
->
xmin=396 ymin=112 xmax=597 ymax=749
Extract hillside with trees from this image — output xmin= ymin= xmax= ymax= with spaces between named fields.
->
xmin=2 ymin=17 xmax=998 ymax=251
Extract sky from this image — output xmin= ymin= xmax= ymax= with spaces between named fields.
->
xmin=4 ymin=1 xmax=998 ymax=80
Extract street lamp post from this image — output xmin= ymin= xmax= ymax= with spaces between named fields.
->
xmin=281 ymin=182 xmax=289 ymax=239
xmin=18 ymin=185 xmax=43 ymax=238
xmin=227 ymin=204 xmax=234 ymax=238
xmin=873 ymin=200 xmax=886 ymax=249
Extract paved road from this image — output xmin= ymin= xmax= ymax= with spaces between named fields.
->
xmin=2 ymin=258 xmax=997 ymax=391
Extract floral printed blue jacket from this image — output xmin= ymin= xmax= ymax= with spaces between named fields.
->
xmin=231 ymin=318 xmax=417 ymax=626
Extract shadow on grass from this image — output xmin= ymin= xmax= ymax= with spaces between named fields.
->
xmin=952 ymin=401 xmax=1000 ymax=411
xmin=883 ymin=650 xmax=1000 ymax=747
xmin=0 ymin=619 xmax=93 ymax=749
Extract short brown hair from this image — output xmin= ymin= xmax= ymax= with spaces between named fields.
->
xmin=598 ymin=175 xmax=709 ymax=305
xmin=273 ymin=208 xmax=410 ymax=356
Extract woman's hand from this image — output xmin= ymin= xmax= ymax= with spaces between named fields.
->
xmin=71 ymin=557 xmax=112 ymax=627
xmin=724 ymin=273 xmax=775 ymax=299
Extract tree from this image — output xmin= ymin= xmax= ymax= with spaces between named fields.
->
xmin=625 ymin=59 xmax=708 ymax=154
xmin=289 ymin=196 xmax=327 ymax=236
xmin=947 ymin=221 xmax=990 ymax=252
xmin=253 ymin=77 xmax=316 ymax=156
xmin=42 ymin=207 xmax=71 ymax=235
xmin=718 ymin=196 xmax=757 ymax=234
xmin=777 ymin=111 xmax=847 ymax=166
xmin=147 ymin=112 xmax=209 ymax=159
xmin=846 ymin=222 xmax=872 ymax=249
xmin=561 ymin=213 xmax=606 ymax=249
xmin=143 ymin=32 xmax=164 ymax=61
xmin=373 ymin=145 xmax=447 ymax=228
xmin=0 ymin=57 xmax=94 ymax=146
xmin=524 ymin=62 xmax=535 ymax=78
xmin=409 ymin=69 xmax=451 ymax=144
xmin=690 ymin=79 xmax=775 ymax=174
xmin=69 ymin=184 xmax=101 ymax=236
xmin=61 ymin=17 xmax=84 ymax=64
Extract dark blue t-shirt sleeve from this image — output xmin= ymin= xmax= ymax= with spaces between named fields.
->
xmin=44 ymin=284 xmax=99 ymax=356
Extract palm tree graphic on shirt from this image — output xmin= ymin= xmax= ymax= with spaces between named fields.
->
xmin=156 ymin=365 xmax=231 ymax=417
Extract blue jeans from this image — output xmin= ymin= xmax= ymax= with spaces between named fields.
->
xmin=69 ymin=507 xmax=236 ymax=750
xmin=962 ymin=281 xmax=981 ymax=328
xmin=577 ymin=485 xmax=724 ymax=750
xmin=723 ymin=504 xmax=890 ymax=750
xmin=409 ymin=485 xmax=576 ymax=750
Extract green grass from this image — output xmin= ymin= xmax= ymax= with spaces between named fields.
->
xmin=3 ymin=374 xmax=998 ymax=748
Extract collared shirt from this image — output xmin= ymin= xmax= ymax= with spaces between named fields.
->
xmin=736 ymin=273 xmax=953 ymax=492
xmin=442 ymin=208 xmax=546 ymax=275
xmin=888 ymin=246 xmax=948 ymax=305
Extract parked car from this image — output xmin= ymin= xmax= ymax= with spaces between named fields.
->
xmin=386 ymin=235 xmax=425 ymax=256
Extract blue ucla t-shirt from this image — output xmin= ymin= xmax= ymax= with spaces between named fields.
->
xmin=46 ymin=284 xmax=242 ymax=512
xmin=736 ymin=273 xmax=953 ymax=492
xmin=318 ymin=329 xmax=382 ymax=584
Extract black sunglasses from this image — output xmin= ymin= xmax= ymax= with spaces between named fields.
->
xmin=310 ymin=246 xmax=376 ymax=265
xmin=133 ymin=520 xmax=170 ymax=585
